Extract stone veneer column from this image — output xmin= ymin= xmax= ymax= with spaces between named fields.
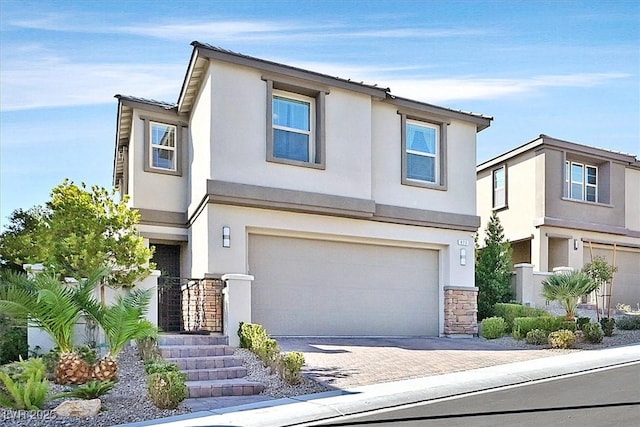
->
xmin=221 ymin=274 xmax=254 ymax=347
xmin=444 ymin=286 xmax=478 ymax=336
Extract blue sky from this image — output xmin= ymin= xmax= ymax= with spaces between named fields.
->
xmin=1 ymin=0 xmax=638 ymax=230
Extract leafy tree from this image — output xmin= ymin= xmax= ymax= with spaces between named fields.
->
xmin=0 ymin=180 xmax=153 ymax=287
xmin=475 ymin=211 xmax=513 ymax=320
xmin=0 ymin=207 xmax=48 ymax=272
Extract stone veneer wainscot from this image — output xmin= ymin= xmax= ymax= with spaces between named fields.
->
xmin=444 ymin=286 xmax=478 ymax=336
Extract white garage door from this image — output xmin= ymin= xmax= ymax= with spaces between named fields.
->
xmin=249 ymin=234 xmax=439 ymax=336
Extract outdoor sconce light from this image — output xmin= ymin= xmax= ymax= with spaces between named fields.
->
xmin=574 ymin=239 xmax=579 ymax=250
xmin=222 ymin=226 xmax=231 ymax=248
xmin=460 ymin=248 xmax=467 ymax=266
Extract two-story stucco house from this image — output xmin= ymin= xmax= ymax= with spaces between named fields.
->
xmin=477 ymin=135 xmax=640 ymax=308
xmin=113 ymin=42 xmax=492 ymax=339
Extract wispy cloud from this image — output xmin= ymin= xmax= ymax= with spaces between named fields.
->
xmin=1 ymin=53 xmax=183 ymax=111
xmin=8 ymin=12 xmax=489 ymax=43
xmin=382 ymin=72 xmax=632 ymax=103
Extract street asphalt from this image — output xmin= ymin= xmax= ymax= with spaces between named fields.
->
xmin=115 ymin=343 xmax=640 ymax=427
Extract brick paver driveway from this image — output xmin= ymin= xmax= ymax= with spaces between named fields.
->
xmin=277 ymin=337 xmax=565 ymax=389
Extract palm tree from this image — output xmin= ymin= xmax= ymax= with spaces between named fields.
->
xmin=0 ymin=270 xmax=104 ymax=384
xmin=541 ymin=271 xmax=599 ymax=320
xmin=86 ymin=287 xmax=158 ymax=381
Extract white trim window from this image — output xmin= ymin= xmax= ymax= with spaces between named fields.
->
xmin=493 ymin=166 xmax=506 ymax=208
xmin=272 ymin=91 xmax=315 ymax=163
xmin=406 ymin=119 xmax=439 ymax=184
xmin=150 ymin=122 xmax=177 ymax=171
xmin=566 ymin=161 xmax=597 ymax=202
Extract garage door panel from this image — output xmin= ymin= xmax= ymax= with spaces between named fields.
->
xmin=249 ymin=235 xmax=439 ymax=336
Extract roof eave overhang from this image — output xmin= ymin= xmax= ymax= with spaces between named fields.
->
xmin=188 ymin=42 xmax=389 ymax=102
xmin=386 ymin=95 xmax=492 ymax=132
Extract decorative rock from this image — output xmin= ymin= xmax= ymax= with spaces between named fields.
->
xmin=53 ymin=398 xmax=101 ymax=417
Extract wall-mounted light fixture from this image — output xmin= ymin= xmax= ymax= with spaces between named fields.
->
xmin=460 ymin=248 xmax=467 ymax=266
xmin=222 ymin=226 xmax=231 ymax=248
xmin=573 ymin=239 xmax=579 ymax=251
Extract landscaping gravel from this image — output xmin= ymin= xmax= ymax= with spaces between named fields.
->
xmin=0 ymin=346 xmax=190 ymax=427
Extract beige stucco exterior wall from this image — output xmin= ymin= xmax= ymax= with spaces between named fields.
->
xmin=203 ymin=61 xmax=373 ymax=202
xmin=188 ymin=71 xmax=213 ymax=210
xmin=126 ymin=110 xmax=189 ymax=213
xmin=476 ymin=151 xmax=538 ymax=241
xmin=625 ymin=167 xmax=640 ymax=232
xmin=186 ymin=203 xmax=477 ymax=334
xmin=544 ymin=148 xmax=625 ymax=227
xmin=373 ymin=102 xmax=478 ymax=215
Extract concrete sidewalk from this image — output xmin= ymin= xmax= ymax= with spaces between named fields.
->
xmin=116 ymin=344 xmax=640 ymax=427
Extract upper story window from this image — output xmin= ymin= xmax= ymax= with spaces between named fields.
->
xmin=493 ymin=165 xmax=507 ymax=209
xmin=566 ymin=161 xmax=597 ymax=202
xmin=406 ymin=120 xmax=438 ymax=183
xmin=272 ymin=92 xmax=314 ymax=163
xmin=264 ymin=77 xmax=327 ymax=169
xmin=400 ymin=113 xmax=447 ymax=189
xmin=142 ymin=116 xmax=183 ymax=176
xmin=150 ymin=122 xmax=177 ymax=171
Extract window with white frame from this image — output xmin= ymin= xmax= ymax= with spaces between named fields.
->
xmin=405 ymin=119 xmax=439 ymax=184
xmin=150 ymin=122 xmax=177 ymax=171
xmin=565 ymin=161 xmax=597 ymax=202
xmin=272 ymin=91 xmax=314 ymax=163
xmin=493 ymin=166 xmax=506 ymax=208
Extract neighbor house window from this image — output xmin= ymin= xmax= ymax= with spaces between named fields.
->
xmin=264 ymin=77 xmax=326 ymax=169
xmin=272 ymin=92 xmax=314 ymax=162
xmin=565 ymin=161 xmax=597 ymax=202
xmin=401 ymin=114 xmax=446 ymax=189
xmin=493 ymin=166 xmax=506 ymax=208
xmin=150 ymin=122 xmax=177 ymax=171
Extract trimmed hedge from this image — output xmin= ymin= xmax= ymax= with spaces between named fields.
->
xmin=512 ymin=316 xmax=576 ymax=339
xmin=481 ymin=317 xmax=506 ymax=339
xmin=494 ymin=303 xmax=550 ymax=332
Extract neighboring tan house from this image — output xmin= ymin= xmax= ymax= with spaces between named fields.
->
xmin=113 ymin=42 xmax=492 ymax=339
xmin=477 ymin=134 xmax=640 ymax=308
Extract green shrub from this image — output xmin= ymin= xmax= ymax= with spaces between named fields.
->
xmin=147 ymin=371 xmax=187 ymax=409
xmin=525 ymin=329 xmax=548 ymax=345
xmin=615 ymin=316 xmax=640 ymax=330
xmin=278 ymin=352 xmax=305 ymax=385
xmin=0 ymin=357 xmax=49 ymax=410
xmin=238 ymin=322 xmax=281 ymax=367
xmin=582 ymin=323 xmax=604 ymax=344
xmin=512 ymin=316 xmax=567 ymax=339
xmin=238 ymin=322 xmax=268 ymax=350
xmin=481 ymin=317 xmax=506 ymax=339
xmin=74 ymin=344 xmax=98 ymax=366
xmin=56 ymin=380 xmax=115 ymax=399
xmin=494 ymin=303 xmax=550 ymax=332
xmin=144 ymin=361 xmax=180 ymax=375
xmin=576 ymin=317 xmax=590 ymax=331
xmin=0 ymin=316 xmax=28 ymax=365
xmin=548 ymin=329 xmax=576 ymax=349
xmin=600 ymin=318 xmax=615 ymax=337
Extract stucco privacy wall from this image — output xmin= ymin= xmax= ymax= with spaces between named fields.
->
xmin=186 ymin=203 xmax=477 ymax=335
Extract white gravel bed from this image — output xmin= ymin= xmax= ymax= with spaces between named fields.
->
xmin=234 ymin=348 xmax=332 ymax=398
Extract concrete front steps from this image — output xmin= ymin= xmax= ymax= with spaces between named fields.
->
xmin=157 ymin=334 xmax=265 ymax=398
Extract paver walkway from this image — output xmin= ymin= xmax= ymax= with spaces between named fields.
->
xmin=277 ymin=337 xmax=568 ymax=388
